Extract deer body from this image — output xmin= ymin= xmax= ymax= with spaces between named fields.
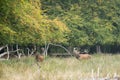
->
xmin=35 ymin=54 xmax=44 ymax=62
xmin=73 ymin=48 xmax=91 ymax=59
xmin=79 ymin=53 xmax=91 ymax=59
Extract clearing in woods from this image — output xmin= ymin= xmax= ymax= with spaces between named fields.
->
xmin=0 ymin=54 xmax=120 ymax=80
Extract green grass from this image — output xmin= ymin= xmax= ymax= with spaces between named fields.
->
xmin=0 ymin=54 xmax=120 ymax=80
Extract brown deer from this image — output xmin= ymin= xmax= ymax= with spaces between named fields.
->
xmin=79 ymin=54 xmax=91 ymax=59
xmin=35 ymin=51 xmax=44 ymax=62
xmin=73 ymin=48 xmax=91 ymax=59
xmin=35 ymin=51 xmax=44 ymax=68
xmin=35 ymin=54 xmax=44 ymax=62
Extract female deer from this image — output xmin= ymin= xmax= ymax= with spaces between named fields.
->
xmin=34 ymin=50 xmax=44 ymax=62
xmin=35 ymin=53 xmax=44 ymax=62
xmin=73 ymin=48 xmax=91 ymax=59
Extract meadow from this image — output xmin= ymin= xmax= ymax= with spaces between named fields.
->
xmin=0 ymin=54 xmax=120 ymax=80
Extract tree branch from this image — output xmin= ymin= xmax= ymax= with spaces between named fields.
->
xmin=49 ymin=43 xmax=73 ymax=56
xmin=0 ymin=45 xmax=7 ymax=51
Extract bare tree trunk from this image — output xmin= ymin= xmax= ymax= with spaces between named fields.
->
xmin=16 ymin=44 xmax=21 ymax=59
xmin=16 ymin=44 xmax=22 ymax=59
xmin=6 ymin=45 xmax=10 ymax=60
xmin=0 ymin=45 xmax=22 ymax=60
xmin=44 ymin=43 xmax=50 ymax=57
xmin=42 ymin=41 xmax=49 ymax=57
xmin=30 ymin=44 xmax=36 ymax=56
xmin=16 ymin=44 xmax=19 ymax=56
xmin=96 ymin=45 xmax=101 ymax=53
xmin=44 ymin=41 xmax=47 ymax=56
xmin=27 ymin=48 xmax=30 ymax=56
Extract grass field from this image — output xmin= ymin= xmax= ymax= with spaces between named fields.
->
xmin=0 ymin=54 xmax=120 ymax=80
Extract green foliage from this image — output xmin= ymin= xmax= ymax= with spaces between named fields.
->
xmin=41 ymin=0 xmax=120 ymax=47
xmin=1 ymin=0 xmax=120 ymax=51
xmin=0 ymin=0 xmax=70 ymax=45
xmin=0 ymin=24 xmax=16 ymax=45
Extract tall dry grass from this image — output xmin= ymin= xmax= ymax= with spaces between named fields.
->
xmin=0 ymin=54 xmax=120 ymax=80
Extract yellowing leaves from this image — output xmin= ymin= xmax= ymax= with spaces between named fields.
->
xmin=0 ymin=24 xmax=16 ymax=35
xmin=0 ymin=0 xmax=71 ymax=44
xmin=53 ymin=18 xmax=70 ymax=33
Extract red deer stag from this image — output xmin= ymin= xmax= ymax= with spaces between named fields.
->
xmin=73 ymin=48 xmax=91 ymax=59
xmin=35 ymin=51 xmax=44 ymax=68
xmin=35 ymin=51 xmax=44 ymax=62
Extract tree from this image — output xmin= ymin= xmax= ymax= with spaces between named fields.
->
xmin=0 ymin=0 xmax=70 ymax=46
xmin=41 ymin=0 xmax=120 ymax=53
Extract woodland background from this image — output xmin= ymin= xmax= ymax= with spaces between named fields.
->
xmin=0 ymin=0 xmax=120 ymax=55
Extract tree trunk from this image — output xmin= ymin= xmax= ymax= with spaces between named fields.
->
xmin=6 ymin=45 xmax=10 ymax=60
xmin=96 ymin=45 xmax=101 ymax=53
xmin=27 ymin=48 xmax=30 ymax=56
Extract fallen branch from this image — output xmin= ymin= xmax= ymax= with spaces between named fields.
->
xmin=0 ymin=52 xmax=8 ymax=58
xmin=48 ymin=43 xmax=73 ymax=57
xmin=9 ymin=49 xmax=21 ymax=53
xmin=0 ymin=45 xmax=7 ymax=51
xmin=0 ymin=49 xmax=22 ymax=60
xmin=0 ymin=45 xmax=8 ymax=60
